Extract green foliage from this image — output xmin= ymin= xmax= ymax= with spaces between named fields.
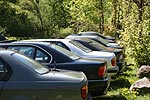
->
xmin=0 ymin=26 xmax=6 ymax=34
xmin=120 ymin=0 xmax=150 ymax=66
xmin=59 ymin=28 xmax=74 ymax=38
xmin=65 ymin=0 xmax=100 ymax=32
xmin=0 ymin=0 xmax=18 ymax=3
xmin=1 ymin=0 xmax=150 ymax=67
xmin=19 ymin=0 xmax=71 ymax=37
xmin=0 ymin=1 xmax=38 ymax=37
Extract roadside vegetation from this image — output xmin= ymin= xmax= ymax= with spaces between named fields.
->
xmin=0 ymin=0 xmax=150 ymax=99
xmin=1 ymin=0 xmax=150 ymax=67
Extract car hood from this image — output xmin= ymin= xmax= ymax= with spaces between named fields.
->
xmin=41 ymin=69 xmax=86 ymax=83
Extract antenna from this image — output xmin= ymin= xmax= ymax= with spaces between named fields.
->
xmin=53 ymin=61 xmax=56 ymax=70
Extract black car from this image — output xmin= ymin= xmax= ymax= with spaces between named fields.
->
xmin=0 ymin=42 xmax=111 ymax=96
xmin=72 ymin=38 xmax=125 ymax=72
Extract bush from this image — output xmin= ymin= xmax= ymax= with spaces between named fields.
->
xmin=121 ymin=19 xmax=150 ymax=67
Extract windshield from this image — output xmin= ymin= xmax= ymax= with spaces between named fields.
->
xmin=50 ymin=44 xmax=80 ymax=60
xmin=12 ymin=53 xmax=49 ymax=74
xmin=70 ymin=40 xmax=92 ymax=53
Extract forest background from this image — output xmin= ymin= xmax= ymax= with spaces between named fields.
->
xmin=0 ymin=0 xmax=150 ymax=66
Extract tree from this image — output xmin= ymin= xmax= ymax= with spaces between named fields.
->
xmin=120 ymin=0 xmax=150 ymax=66
xmin=0 ymin=0 xmax=18 ymax=3
xmin=20 ymin=0 xmax=71 ymax=37
xmin=0 ymin=1 xmax=37 ymax=37
xmin=66 ymin=0 xmax=102 ymax=33
xmin=99 ymin=0 xmax=104 ymax=33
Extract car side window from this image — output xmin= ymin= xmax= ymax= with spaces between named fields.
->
xmin=35 ymin=49 xmax=50 ymax=63
xmin=0 ymin=60 xmax=8 ymax=81
xmin=7 ymin=46 xmax=35 ymax=58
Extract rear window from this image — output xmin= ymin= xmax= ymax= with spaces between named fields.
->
xmin=12 ymin=53 xmax=49 ymax=74
xmin=50 ymin=44 xmax=80 ymax=60
xmin=87 ymin=40 xmax=104 ymax=50
xmin=70 ymin=40 xmax=92 ymax=53
xmin=97 ymin=37 xmax=109 ymax=44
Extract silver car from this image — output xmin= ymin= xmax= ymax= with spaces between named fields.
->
xmin=66 ymin=35 xmax=122 ymax=48
xmin=0 ymin=50 xmax=91 ymax=100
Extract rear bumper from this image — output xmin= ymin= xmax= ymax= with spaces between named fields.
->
xmin=88 ymin=76 xmax=111 ymax=97
xmin=107 ymin=66 xmax=119 ymax=76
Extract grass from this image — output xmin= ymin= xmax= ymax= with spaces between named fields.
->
xmin=93 ymin=64 xmax=150 ymax=100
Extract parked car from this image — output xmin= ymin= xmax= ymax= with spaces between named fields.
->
xmin=0 ymin=42 xmax=110 ymax=96
xmin=66 ymin=34 xmax=123 ymax=49
xmin=21 ymin=39 xmax=119 ymax=77
xmin=69 ymin=38 xmax=125 ymax=72
xmin=0 ymin=50 xmax=90 ymax=100
xmin=0 ymin=34 xmax=6 ymax=41
xmin=78 ymin=31 xmax=116 ymax=42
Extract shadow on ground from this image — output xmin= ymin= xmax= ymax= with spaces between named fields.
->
xmin=138 ymin=88 xmax=150 ymax=95
xmin=93 ymin=95 xmax=127 ymax=100
xmin=124 ymin=65 xmax=133 ymax=71
xmin=109 ymin=77 xmax=131 ymax=90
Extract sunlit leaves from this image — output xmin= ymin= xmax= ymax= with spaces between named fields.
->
xmin=120 ymin=0 xmax=150 ymax=66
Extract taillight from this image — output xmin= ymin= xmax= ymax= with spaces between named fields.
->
xmin=98 ymin=65 xmax=106 ymax=77
xmin=81 ymin=85 xmax=88 ymax=99
xmin=111 ymin=58 xmax=116 ymax=66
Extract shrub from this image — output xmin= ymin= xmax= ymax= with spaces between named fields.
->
xmin=121 ymin=19 xmax=150 ymax=67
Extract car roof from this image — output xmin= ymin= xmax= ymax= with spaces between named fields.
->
xmin=72 ymin=38 xmax=93 ymax=42
xmin=78 ymin=31 xmax=98 ymax=34
xmin=12 ymin=41 xmax=51 ymax=45
xmin=0 ymin=41 xmax=53 ymax=48
xmin=21 ymin=39 xmax=72 ymax=42
xmin=66 ymin=35 xmax=98 ymax=40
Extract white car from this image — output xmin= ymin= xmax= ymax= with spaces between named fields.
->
xmin=22 ymin=39 xmax=119 ymax=76
xmin=66 ymin=35 xmax=122 ymax=49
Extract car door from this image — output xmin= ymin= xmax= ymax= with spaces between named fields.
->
xmin=0 ymin=61 xmax=4 ymax=94
xmin=0 ymin=59 xmax=9 ymax=95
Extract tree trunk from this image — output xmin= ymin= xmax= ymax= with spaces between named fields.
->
xmin=112 ymin=0 xmax=117 ymax=28
xmin=99 ymin=0 xmax=104 ymax=34
xmin=133 ymin=0 xmax=145 ymax=37
xmin=29 ymin=0 xmax=45 ymax=33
